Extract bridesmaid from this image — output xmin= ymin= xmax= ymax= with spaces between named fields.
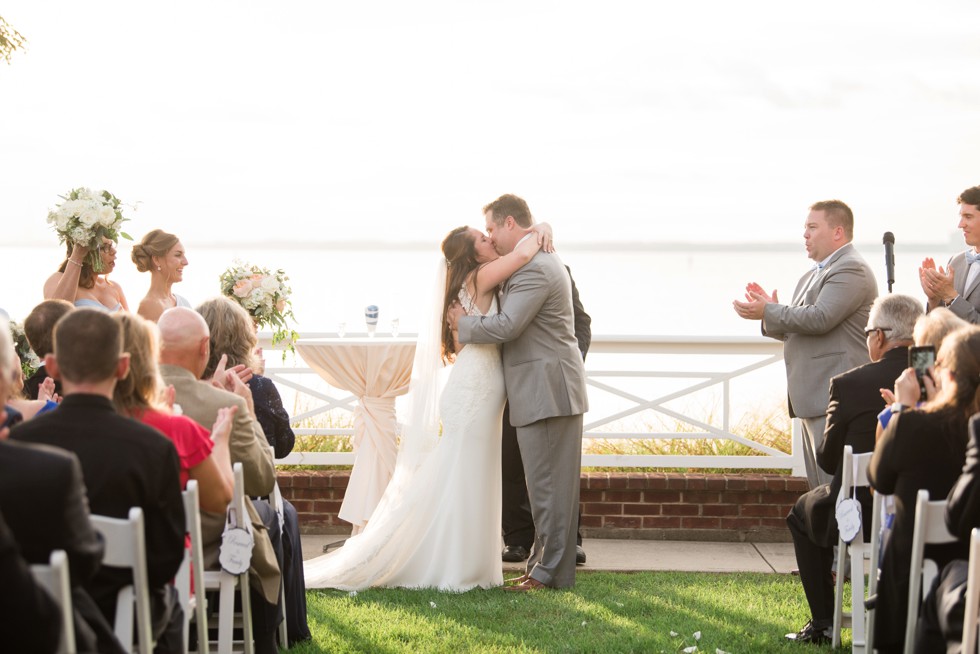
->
xmin=132 ymin=229 xmax=191 ymax=322
xmin=43 ymin=238 xmax=129 ymax=312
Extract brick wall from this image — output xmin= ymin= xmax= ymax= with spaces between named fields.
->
xmin=277 ymin=470 xmax=809 ymax=542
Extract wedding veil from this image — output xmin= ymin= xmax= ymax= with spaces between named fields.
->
xmin=396 ymin=256 xmax=449 ymax=472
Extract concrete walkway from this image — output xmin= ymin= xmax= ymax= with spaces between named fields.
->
xmin=301 ymin=534 xmax=796 ymax=574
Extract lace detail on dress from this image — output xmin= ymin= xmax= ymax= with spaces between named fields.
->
xmin=457 ymin=284 xmax=497 ymax=317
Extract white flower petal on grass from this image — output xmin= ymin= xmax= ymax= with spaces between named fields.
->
xmin=694 ymin=631 xmax=701 ymax=641
xmin=715 ymin=649 xmax=730 ymax=654
xmin=581 ymin=621 xmax=587 ymax=627
xmin=429 ymin=601 xmax=437 ymax=608
xmin=614 ymin=601 xmax=624 ymax=607
xmin=669 ymin=631 xmax=679 ymax=637
xmin=348 ymin=591 xmax=357 ymax=598
xmin=682 ymin=646 xmax=698 ymax=653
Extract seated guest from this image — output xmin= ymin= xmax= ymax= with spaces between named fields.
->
xmin=157 ymin=307 xmax=283 ymax=654
xmin=920 ymin=185 xmax=980 ymax=323
xmin=0 ymin=506 xmax=62 ymax=654
xmin=0 ymin=320 xmax=116 ymax=653
xmin=914 ymin=412 xmax=980 ymax=651
xmin=867 ymin=325 xmax=980 ymax=653
xmin=132 ymin=230 xmax=192 ymax=322
xmin=43 ymin=238 xmax=129 ymax=312
xmin=197 ymin=296 xmax=311 ymax=645
xmin=112 ymin=312 xmax=234 ymax=512
xmin=11 ymin=309 xmax=186 ymax=653
xmin=785 ymin=294 xmax=921 ymax=644
xmin=197 ymin=296 xmax=295 ymax=458
xmin=22 ymin=299 xmax=73 ymax=399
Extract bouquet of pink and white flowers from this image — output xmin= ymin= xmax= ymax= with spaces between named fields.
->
xmin=219 ymin=261 xmax=298 ymax=352
xmin=46 ymin=187 xmax=131 ymax=273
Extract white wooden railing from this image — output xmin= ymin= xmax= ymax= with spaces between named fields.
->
xmin=260 ymin=333 xmax=805 ymax=474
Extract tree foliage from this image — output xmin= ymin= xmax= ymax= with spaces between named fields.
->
xmin=0 ymin=15 xmax=27 ymax=64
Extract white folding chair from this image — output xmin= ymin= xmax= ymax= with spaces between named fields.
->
xmin=961 ymin=528 xmax=980 ymax=654
xmin=269 ymin=445 xmax=288 ymax=649
xmin=904 ymin=489 xmax=957 ymax=654
xmin=176 ymin=480 xmax=209 ymax=654
xmin=91 ymin=507 xmax=154 ymax=654
xmin=832 ymin=446 xmax=878 ymax=652
xmin=864 ymin=488 xmax=884 ymax=653
xmin=203 ymin=463 xmax=254 ymax=654
xmin=30 ymin=549 xmax=76 ymax=654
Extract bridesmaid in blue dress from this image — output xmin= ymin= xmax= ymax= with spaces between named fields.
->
xmin=132 ymin=229 xmax=192 ymax=322
xmin=42 ymin=237 xmax=129 ymax=312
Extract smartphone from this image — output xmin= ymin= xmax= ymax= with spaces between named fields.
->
xmin=909 ymin=345 xmax=936 ymax=398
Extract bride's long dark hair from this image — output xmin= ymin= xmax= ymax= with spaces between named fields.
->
xmin=440 ymin=226 xmax=480 ymax=363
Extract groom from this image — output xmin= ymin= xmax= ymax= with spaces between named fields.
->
xmin=450 ymin=193 xmax=589 ymax=590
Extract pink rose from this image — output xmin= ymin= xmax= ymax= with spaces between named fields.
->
xmin=233 ymin=279 xmax=253 ymax=298
xmin=276 ymin=298 xmax=286 ymax=312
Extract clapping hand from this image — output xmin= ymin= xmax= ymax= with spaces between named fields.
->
xmin=733 ymin=282 xmax=778 ymax=320
xmin=210 ymin=405 xmax=238 ymax=444
xmin=210 ymin=354 xmax=256 ymax=415
xmin=38 ymin=377 xmax=61 ymax=404
xmin=919 ymin=257 xmax=955 ymax=305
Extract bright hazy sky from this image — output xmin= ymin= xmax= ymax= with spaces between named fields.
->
xmin=2 ymin=0 xmax=978 ymax=248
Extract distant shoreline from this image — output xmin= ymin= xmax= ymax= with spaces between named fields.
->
xmin=3 ymin=239 xmax=964 ymax=253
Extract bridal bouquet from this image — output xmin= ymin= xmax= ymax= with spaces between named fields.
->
xmin=8 ymin=320 xmax=40 ymax=379
xmin=46 ymin=187 xmax=131 ymax=273
xmin=219 ymin=261 xmax=298 ymax=353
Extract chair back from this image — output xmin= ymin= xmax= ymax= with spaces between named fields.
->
xmin=832 ymin=445 xmax=876 ymax=649
xmin=30 ymin=549 xmax=76 ymax=654
xmin=962 ymin=528 xmax=980 ymax=654
xmin=904 ymin=489 xmax=957 ymax=653
xmin=91 ymin=507 xmax=154 ymax=654
xmin=176 ymin=480 xmax=210 ymax=654
xmin=269 ymin=445 xmax=288 ymax=648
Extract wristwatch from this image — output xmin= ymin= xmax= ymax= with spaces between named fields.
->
xmin=942 ymin=296 xmax=958 ymax=308
xmin=890 ymin=403 xmax=907 ymax=414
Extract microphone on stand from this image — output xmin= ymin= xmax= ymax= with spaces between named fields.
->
xmin=883 ymin=232 xmax=896 ymax=293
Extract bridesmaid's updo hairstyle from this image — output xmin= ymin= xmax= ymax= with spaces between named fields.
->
xmin=440 ymin=226 xmax=480 ymax=363
xmin=132 ymin=229 xmax=179 ymax=273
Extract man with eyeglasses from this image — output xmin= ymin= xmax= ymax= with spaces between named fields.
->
xmin=919 ymin=185 xmax=980 ymax=323
xmin=733 ymin=200 xmax=878 ymax=490
xmin=784 ymin=293 xmax=922 ymax=644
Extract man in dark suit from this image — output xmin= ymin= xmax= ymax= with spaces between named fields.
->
xmin=11 ymin=309 xmax=186 ymax=653
xmin=22 ymin=299 xmax=73 ymax=400
xmin=501 ymin=265 xmax=591 ymax=564
xmin=785 ymin=294 xmax=922 ymax=644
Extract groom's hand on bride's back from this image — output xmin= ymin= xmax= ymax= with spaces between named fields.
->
xmin=447 ymin=301 xmax=464 ymax=331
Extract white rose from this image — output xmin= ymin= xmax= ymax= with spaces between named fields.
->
xmin=79 ymin=203 xmax=102 ymax=228
xmin=75 ymin=188 xmax=95 ymax=201
xmin=97 ymin=205 xmax=116 ymax=227
xmin=261 ymin=276 xmax=280 ymax=293
xmin=55 ymin=213 xmax=71 ymax=231
xmin=70 ymin=226 xmax=89 ymax=243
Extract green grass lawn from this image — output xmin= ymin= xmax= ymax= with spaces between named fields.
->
xmin=290 ymin=570 xmax=848 ymax=653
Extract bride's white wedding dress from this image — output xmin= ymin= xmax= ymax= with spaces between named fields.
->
xmin=303 ymin=288 xmax=505 ymax=591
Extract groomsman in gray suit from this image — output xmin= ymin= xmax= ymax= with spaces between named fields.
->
xmin=919 ymin=185 xmax=980 ymax=322
xmin=733 ymin=200 xmax=877 ymax=489
xmin=451 ymin=193 xmax=589 ymax=590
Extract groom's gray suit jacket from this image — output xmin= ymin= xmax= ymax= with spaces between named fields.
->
xmin=939 ymin=251 xmax=980 ymax=324
xmin=458 ymin=250 xmax=589 ymax=426
xmin=762 ymin=242 xmax=877 ymax=420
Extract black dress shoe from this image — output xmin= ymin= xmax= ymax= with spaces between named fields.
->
xmin=576 ymin=545 xmax=587 ymax=565
xmin=785 ymin=620 xmax=832 ymax=644
xmin=502 ymin=545 xmax=530 ymax=562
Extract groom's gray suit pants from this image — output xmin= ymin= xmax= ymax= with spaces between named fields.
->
xmin=517 ymin=413 xmax=583 ymax=588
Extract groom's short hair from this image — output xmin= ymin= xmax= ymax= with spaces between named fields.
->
xmin=484 ymin=194 xmax=533 ymax=228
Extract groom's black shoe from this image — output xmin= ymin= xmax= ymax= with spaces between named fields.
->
xmin=502 ymin=545 xmax=530 ymax=562
xmin=576 ymin=545 xmax=587 ymax=565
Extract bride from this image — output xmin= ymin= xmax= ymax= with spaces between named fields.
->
xmin=302 ymin=223 xmax=552 ymax=591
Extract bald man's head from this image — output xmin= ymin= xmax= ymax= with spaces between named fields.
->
xmin=158 ymin=307 xmax=210 ymax=378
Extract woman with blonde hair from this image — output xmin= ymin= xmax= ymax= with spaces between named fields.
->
xmin=112 ymin=312 xmax=234 ymax=513
xmin=197 ymin=296 xmax=295 ymax=458
xmin=132 ymin=229 xmax=191 ymax=322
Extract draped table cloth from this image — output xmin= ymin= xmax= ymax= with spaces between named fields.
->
xmin=295 ymin=338 xmax=416 ymax=534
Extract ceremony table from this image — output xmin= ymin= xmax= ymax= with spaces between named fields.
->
xmin=295 ymin=337 xmax=416 ymax=534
